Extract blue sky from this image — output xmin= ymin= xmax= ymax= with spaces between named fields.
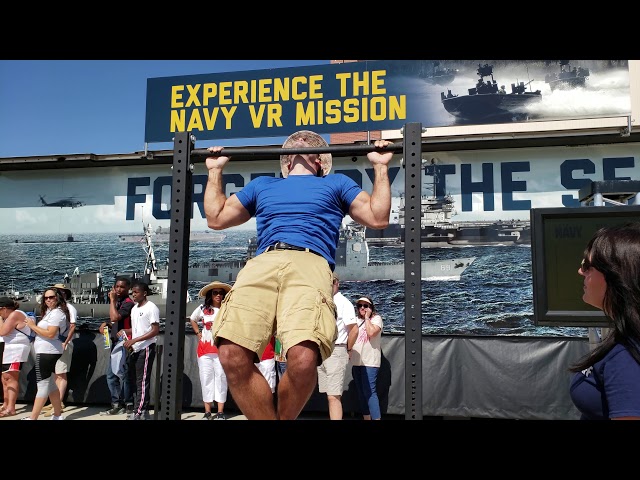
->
xmin=0 ymin=60 xmax=329 ymax=158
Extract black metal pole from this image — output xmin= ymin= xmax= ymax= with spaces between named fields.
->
xmin=153 ymin=344 xmax=163 ymax=420
xmin=158 ymin=131 xmax=192 ymax=420
xmin=403 ymin=123 xmax=423 ymax=420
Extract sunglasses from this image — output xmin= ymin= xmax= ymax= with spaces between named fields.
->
xmin=580 ymin=258 xmax=592 ymax=272
xmin=356 ymin=303 xmax=370 ymax=309
xmin=44 ymin=295 xmax=57 ymax=300
xmin=211 ymin=290 xmax=226 ymax=296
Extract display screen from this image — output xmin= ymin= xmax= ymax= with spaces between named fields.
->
xmin=531 ymin=205 xmax=640 ymax=327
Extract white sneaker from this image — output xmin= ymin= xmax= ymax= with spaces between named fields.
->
xmin=51 ymin=415 xmax=64 ymax=420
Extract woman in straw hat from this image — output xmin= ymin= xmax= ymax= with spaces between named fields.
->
xmin=204 ymin=130 xmax=395 ymax=420
xmin=188 ymin=281 xmax=231 ymax=420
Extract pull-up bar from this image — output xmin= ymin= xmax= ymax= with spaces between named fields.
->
xmin=190 ymin=143 xmax=405 ymax=159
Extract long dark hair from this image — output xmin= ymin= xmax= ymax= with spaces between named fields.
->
xmin=569 ymin=222 xmax=640 ymax=372
xmin=39 ymin=288 xmax=70 ymax=323
xmin=204 ymin=290 xmax=214 ymax=308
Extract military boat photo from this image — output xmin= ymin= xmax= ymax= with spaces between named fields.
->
xmin=544 ymin=60 xmax=589 ymax=91
xmin=440 ymin=63 xmax=542 ymax=123
xmin=418 ymin=60 xmax=457 ymax=86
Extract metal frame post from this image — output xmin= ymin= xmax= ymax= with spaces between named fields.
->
xmin=403 ymin=123 xmax=423 ymax=420
xmin=158 ymin=131 xmax=193 ymax=420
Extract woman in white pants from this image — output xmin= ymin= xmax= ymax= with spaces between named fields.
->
xmin=188 ymin=281 xmax=231 ymax=420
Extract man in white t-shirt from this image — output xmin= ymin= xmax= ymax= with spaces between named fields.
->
xmin=317 ymin=273 xmax=357 ymax=420
xmin=120 ymin=281 xmax=160 ymax=420
xmin=42 ymin=283 xmax=76 ymax=417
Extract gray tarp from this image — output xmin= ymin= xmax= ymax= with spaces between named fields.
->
xmin=18 ymin=331 xmax=589 ymax=420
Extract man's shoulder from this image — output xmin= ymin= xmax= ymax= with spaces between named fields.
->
xmin=67 ymin=303 xmax=78 ymax=322
xmin=325 ymin=172 xmax=359 ymax=185
xmin=249 ymin=175 xmax=280 ymax=186
xmin=117 ymin=296 xmax=135 ymax=311
xmin=334 ymin=291 xmax=352 ymax=303
xmin=334 ymin=292 xmax=356 ymax=312
xmin=145 ymin=301 xmax=161 ymax=313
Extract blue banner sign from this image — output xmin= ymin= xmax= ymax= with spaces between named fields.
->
xmin=144 ymin=60 xmax=428 ymax=143
xmin=144 ymin=60 xmax=631 ymax=143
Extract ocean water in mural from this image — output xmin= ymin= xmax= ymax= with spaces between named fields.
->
xmin=0 ymin=229 xmax=587 ymax=338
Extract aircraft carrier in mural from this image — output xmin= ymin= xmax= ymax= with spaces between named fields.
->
xmin=187 ymin=222 xmax=475 ymax=283
xmin=365 ymin=194 xmax=530 ymax=248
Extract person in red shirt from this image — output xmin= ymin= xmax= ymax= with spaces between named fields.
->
xmin=99 ymin=276 xmax=134 ymax=416
xmin=188 ymin=281 xmax=231 ymax=420
xmin=255 ymin=336 xmax=276 ymax=394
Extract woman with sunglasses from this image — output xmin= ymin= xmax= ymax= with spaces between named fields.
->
xmin=570 ymin=222 xmax=640 ymax=420
xmin=22 ymin=288 xmax=70 ymax=420
xmin=347 ymin=295 xmax=383 ymax=420
xmin=188 ymin=281 xmax=231 ymax=420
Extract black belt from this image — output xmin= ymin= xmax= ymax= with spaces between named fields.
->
xmin=335 ymin=343 xmax=347 ymax=347
xmin=265 ymin=241 xmax=322 ymax=257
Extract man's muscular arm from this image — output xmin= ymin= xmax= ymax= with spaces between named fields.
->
xmin=204 ymin=146 xmax=251 ymax=230
xmin=349 ymin=140 xmax=394 ymax=229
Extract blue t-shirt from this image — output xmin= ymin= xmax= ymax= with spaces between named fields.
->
xmin=235 ymin=174 xmax=362 ymax=268
xmin=569 ymin=343 xmax=640 ymax=420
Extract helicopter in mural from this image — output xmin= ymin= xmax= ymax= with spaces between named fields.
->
xmin=38 ymin=195 xmax=85 ymax=208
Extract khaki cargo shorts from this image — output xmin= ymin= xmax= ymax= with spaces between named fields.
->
xmin=317 ymin=345 xmax=349 ymax=395
xmin=212 ymin=249 xmax=337 ymax=363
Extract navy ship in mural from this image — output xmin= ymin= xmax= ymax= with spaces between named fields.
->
xmin=418 ymin=61 xmax=457 ymax=86
xmin=21 ymin=218 xmax=475 ymax=319
xmin=19 ymin=223 xmax=197 ymax=317
xmin=365 ymin=195 xmax=530 ymax=248
xmin=440 ymin=63 xmax=542 ymax=123
xmin=117 ymin=223 xmax=225 ymax=244
xmin=13 ymin=234 xmax=77 ymax=244
xmin=544 ymin=60 xmax=589 ymax=91
xmin=188 ymin=222 xmax=475 ymax=283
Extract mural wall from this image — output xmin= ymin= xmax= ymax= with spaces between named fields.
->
xmin=1 ymin=141 xmax=638 ymax=337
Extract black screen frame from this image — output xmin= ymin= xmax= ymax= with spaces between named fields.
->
xmin=530 ymin=205 xmax=640 ymax=327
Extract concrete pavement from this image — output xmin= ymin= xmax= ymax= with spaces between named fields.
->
xmin=0 ymin=402 xmax=249 ymax=420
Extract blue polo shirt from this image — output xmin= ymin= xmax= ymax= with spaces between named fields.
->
xmin=569 ymin=342 xmax=640 ymax=419
xmin=235 ymin=174 xmax=361 ymax=268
